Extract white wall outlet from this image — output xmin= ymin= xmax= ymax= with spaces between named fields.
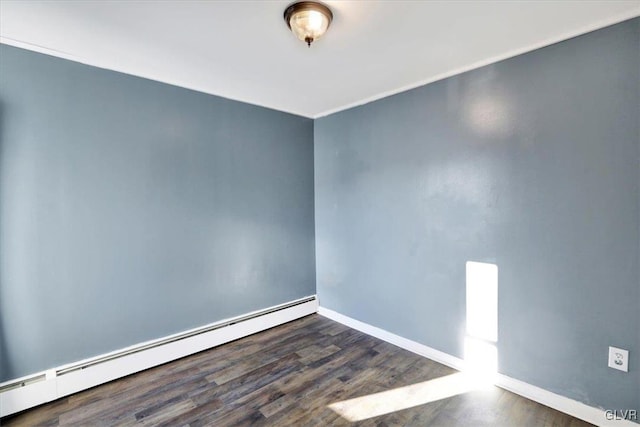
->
xmin=608 ymin=346 xmax=629 ymax=372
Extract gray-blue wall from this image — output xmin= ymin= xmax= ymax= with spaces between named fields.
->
xmin=0 ymin=45 xmax=315 ymax=381
xmin=315 ymin=18 xmax=639 ymax=412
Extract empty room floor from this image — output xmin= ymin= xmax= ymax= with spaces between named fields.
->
xmin=2 ymin=315 xmax=592 ymax=426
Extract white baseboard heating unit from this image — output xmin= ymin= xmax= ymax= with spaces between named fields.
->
xmin=0 ymin=295 xmax=318 ymax=417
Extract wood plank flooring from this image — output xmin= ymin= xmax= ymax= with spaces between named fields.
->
xmin=2 ymin=314 xmax=593 ymax=426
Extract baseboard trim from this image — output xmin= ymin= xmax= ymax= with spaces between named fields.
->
xmin=318 ymin=306 xmax=636 ymax=427
xmin=0 ymin=296 xmax=317 ymax=417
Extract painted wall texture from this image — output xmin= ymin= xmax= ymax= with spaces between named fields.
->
xmin=0 ymin=45 xmax=315 ymax=381
xmin=315 ymin=18 xmax=639 ymax=412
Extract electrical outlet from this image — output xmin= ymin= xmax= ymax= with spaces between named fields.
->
xmin=608 ymin=346 xmax=629 ymax=372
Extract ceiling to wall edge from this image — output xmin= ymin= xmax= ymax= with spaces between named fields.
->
xmin=0 ymin=35 xmax=309 ymax=120
xmin=314 ymin=10 xmax=640 ymax=119
xmin=1 ymin=9 xmax=638 ymax=120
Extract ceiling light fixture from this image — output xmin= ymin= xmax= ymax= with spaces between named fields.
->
xmin=284 ymin=1 xmax=333 ymax=47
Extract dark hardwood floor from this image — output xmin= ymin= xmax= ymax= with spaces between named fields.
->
xmin=2 ymin=314 xmax=592 ymax=426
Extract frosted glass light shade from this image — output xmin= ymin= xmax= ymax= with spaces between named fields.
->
xmin=284 ymin=2 xmax=333 ymax=47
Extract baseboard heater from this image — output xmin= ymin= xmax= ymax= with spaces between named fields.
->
xmin=0 ymin=295 xmax=318 ymax=417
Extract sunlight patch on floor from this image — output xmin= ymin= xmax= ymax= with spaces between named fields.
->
xmin=327 ymin=371 xmax=493 ymax=422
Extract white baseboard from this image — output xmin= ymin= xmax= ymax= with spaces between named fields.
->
xmin=318 ymin=306 xmax=636 ymax=427
xmin=0 ymin=296 xmax=317 ymax=417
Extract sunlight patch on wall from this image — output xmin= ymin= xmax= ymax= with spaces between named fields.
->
xmin=465 ymin=261 xmax=498 ymax=378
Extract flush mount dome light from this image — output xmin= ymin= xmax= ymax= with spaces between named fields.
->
xmin=284 ymin=1 xmax=333 ymax=47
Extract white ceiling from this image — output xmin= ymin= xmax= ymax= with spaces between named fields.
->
xmin=1 ymin=1 xmax=639 ymax=118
